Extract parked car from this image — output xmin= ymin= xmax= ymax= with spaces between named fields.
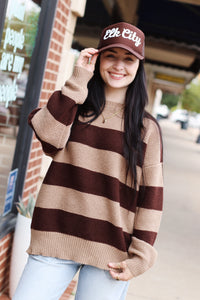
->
xmin=188 ymin=113 xmax=200 ymax=128
xmin=170 ymin=109 xmax=189 ymax=129
xmin=170 ymin=109 xmax=188 ymax=123
xmin=155 ymin=104 xmax=169 ymax=120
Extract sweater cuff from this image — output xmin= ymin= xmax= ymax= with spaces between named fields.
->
xmin=125 ymin=237 xmax=157 ymax=277
xmin=61 ymin=65 xmax=94 ymax=104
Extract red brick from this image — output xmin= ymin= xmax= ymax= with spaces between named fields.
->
xmin=48 ymin=50 xmax=55 ymax=60
xmin=0 ymin=295 xmax=10 ymax=299
xmin=65 ymin=0 xmax=71 ymax=6
xmin=23 ymin=189 xmax=37 ymax=200
xmin=31 ymin=139 xmax=41 ymax=149
xmin=56 ymin=10 xmax=62 ymax=20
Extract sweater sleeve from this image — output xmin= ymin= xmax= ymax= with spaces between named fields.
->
xmin=125 ymin=118 xmax=163 ymax=277
xmin=28 ymin=66 xmax=93 ymax=156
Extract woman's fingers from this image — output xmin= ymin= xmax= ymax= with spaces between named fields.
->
xmin=90 ymin=52 xmax=99 ymax=65
xmin=76 ymin=48 xmax=99 ymax=71
xmin=108 ymin=261 xmax=133 ymax=281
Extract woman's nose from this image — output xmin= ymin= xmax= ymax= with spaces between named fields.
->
xmin=113 ymin=59 xmax=124 ymax=70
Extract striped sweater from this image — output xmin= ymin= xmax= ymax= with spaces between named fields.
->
xmin=27 ymin=66 xmax=163 ymax=277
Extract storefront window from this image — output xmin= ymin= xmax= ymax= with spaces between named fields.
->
xmin=0 ymin=0 xmax=41 ymax=215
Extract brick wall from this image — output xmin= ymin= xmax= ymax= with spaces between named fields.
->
xmin=0 ymin=0 xmax=83 ymax=295
xmin=23 ymin=0 xmax=72 ymax=202
xmin=0 ymin=234 xmax=13 ymax=295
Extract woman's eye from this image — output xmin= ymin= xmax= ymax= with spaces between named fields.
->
xmin=106 ymin=54 xmax=115 ymax=58
xmin=125 ymin=57 xmax=133 ymax=61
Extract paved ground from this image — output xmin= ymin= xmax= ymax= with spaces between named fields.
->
xmin=126 ymin=120 xmax=200 ymax=300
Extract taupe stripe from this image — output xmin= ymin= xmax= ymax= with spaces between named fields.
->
xmin=54 ymin=142 xmax=142 ymax=188
xmin=47 ymin=91 xmax=78 ymax=125
xmin=79 ymin=113 xmax=124 ymax=132
xmin=70 ymin=121 xmax=146 ymax=167
xmin=28 ymin=231 xmax=128 ymax=270
xmin=134 ymin=208 xmax=162 ymax=232
xmin=43 ymin=162 xmax=138 ymax=212
xmin=126 ymin=236 xmax=157 ymax=276
xmin=143 ymin=163 xmax=163 ymax=187
xmin=36 ymin=184 xmax=135 ymax=234
xmin=29 ymin=109 xmax=61 ymax=155
xmin=31 ymin=106 xmax=72 ymax=148
xmin=61 ymin=65 xmax=93 ymax=104
xmin=32 ymin=207 xmax=132 ymax=252
xmin=33 ymin=131 xmax=61 ymax=155
xmin=144 ymin=114 xmax=163 ymax=163
xmin=143 ymin=117 xmax=163 ymax=164
xmin=28 ymin=108 xmax=40 ymax=124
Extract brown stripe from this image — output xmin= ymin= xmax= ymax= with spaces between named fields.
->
xmin=32 ymin=207 xmax=132 ymax=252
xmin=133 ymin=229 xmax=157 ymax=246
xmin=137 ymin=186 xmax=163 ymax=211
xmin=37 ymin=185 xmax=135 ymax=234
xmin=47 ymin=91 xmax=78 ymax=125
xmin=43 ymin=162 xmax=137 ymax=212
xmin=70 ymin=121 xmax=125 ymax=156
xmin=54 ymin=142 xmax=143 ymax=189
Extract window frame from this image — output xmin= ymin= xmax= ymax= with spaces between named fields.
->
xmin=0 ymin=0 xmax=58 ymax=239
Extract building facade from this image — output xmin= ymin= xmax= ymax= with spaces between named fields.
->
xmin=0 ymin=0 xmax=86 ymax=295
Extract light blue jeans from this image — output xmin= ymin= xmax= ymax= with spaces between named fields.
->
xmin=12 ymin=255 xmax=130 ymax=300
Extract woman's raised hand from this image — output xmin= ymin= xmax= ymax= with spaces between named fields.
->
xmin=76 ymin=48 xmax=99 ymax=72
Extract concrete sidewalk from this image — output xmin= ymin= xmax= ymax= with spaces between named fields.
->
xmin=126 ymin=120 xmax=200 ymax=300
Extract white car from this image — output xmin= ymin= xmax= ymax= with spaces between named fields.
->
xmin=156 ymin=105 xmax=169 ymax=119
xmin=170 ymin=109 xmax=188 ymax=123
xmin=188 ymin=113 xmax=200 ymax=128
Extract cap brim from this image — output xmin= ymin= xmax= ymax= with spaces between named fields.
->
xmin=98 ymin=43 xmax=144 ymax=60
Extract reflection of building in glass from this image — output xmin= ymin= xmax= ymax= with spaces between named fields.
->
xmin=0 ymin=0 xmax=41 ymax=212
xmin=0 ymin=0 xmax=40 ymax=108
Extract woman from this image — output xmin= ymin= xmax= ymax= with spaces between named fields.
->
xmin=13 ymin=22 xmax=163 ymax=300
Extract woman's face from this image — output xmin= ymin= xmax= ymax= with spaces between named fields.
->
xmin=99 ymin=47 xmax=139 ymax=92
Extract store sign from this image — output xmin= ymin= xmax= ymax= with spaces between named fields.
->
xmin=0 ymin=0 xmax=40 ymax=109
xmin=155 ymin=72 xmax=185 ymax=85
xmin=3 ymin=168 xmax=18 ymax=216
xmin=0 ymin=1 xmax=26 ymax=107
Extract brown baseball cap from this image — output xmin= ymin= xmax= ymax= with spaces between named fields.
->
xmin=98 ymin=22 xmax=145 ymax=60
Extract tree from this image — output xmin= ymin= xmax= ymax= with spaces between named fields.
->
xmin=181 ymin=77 xmax=200 ymax=113
xmin=161 ymin=93 xmax=179 ymax=109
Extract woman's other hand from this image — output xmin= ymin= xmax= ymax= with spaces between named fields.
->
xmin=76 ymin=48 xmax=99 ymax=72
xmin=108 ymin=261 xmax=133 ymax=281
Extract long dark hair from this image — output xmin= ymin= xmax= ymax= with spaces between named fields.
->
xmin=77 ymin=55 xmax=148 ymax=187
